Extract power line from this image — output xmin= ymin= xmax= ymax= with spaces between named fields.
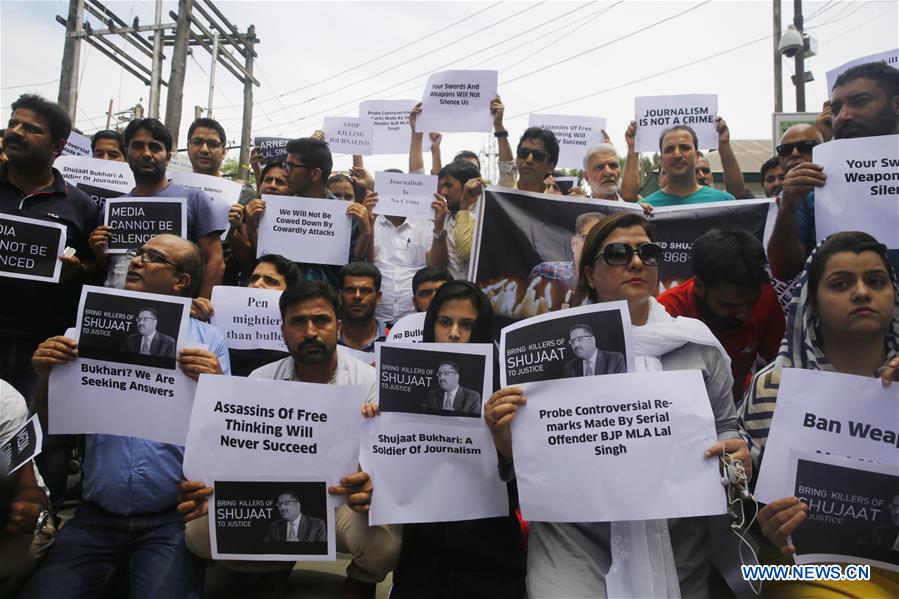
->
xmin=255 ymin=0 xmax=506 ymax=106
xmin=812 ymin=0 xmax=872 ymax=26
xmin=815 ymin=2 xmax=896 ymax=44
xmin=1 ymin=79 xmax=60 ymax=90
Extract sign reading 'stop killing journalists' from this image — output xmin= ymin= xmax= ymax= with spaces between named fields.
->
xmin=103 ymin=198 xmax=187 ymax=253
xmin=0 ymin=214 xmax=67 ymax=283
xmin=48 ymin=286 xmax=196 ymax=446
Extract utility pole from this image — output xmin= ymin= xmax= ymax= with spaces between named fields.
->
xmin=238 ymin=25 xmax=255 ymax=181
xmin=105 ymin=98 xmax=114 ymax=129
xmin=164 ymin=0 xmax=195 ymax=148
xmin=58 ymin=0 xmax=85 ymax=121
xmin=207 ymin=30 xmax=219 ymax=118
xmin=148 ymin=0 xmax=164 ymax=117
xmin=793 ymin=0 xmax=805 ymax=111
xmin=773 ymin=0 xmax=783 ymax=113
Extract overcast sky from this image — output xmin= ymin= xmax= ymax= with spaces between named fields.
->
xmin=2 ymin=0 xmax=896 ymax=176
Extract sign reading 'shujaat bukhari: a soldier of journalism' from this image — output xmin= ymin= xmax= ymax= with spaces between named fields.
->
xmin=103 ymin=197 xmax=187 ymax=253
xmin=361 ymin=342 xmax=509 ymax=525
xmin=0 ymin=214 xmax=67 ymax=283
xmin=48 ymin=285 xmax=195 ymax=445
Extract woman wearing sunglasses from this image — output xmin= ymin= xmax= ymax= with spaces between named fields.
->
xmin=486 ymin=212 xmax=750 ymax=597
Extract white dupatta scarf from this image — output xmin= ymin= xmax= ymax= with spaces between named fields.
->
xmin=605 ymin=297 xmax=730 ymax=598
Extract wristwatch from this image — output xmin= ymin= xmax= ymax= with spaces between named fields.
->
xmin=433 ymin=229 xmax=447 ymax=240
xmin=34 ymin=508 xmax=52 ymax=536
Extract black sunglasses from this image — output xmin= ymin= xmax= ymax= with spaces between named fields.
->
xmin=517 ymin=147 xmax=549 ymax=162
xmin=595 ymin=242 xmax=662 ymax=267
xmin=775 ymin=140 xmax=817 ymax=158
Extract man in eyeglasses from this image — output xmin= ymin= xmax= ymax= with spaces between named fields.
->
xmin=562 ymin=324 xmax=626 ymax=378
xmin=24 ymin=233 xmax=230 ymax=598
xmin=186 ymin=118 xmax=227 ymax=177
xmin=88 ymin=118 xmax=225 ymax=298
xmin=768 ymin=61 xmax=899 ymax=281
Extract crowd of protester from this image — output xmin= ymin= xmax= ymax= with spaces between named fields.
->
xmin=0 ymin=58 xmax=897 ymax=598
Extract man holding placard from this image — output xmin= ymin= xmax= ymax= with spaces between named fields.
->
xmin=89 ymin=118 xmax=225 ymax=298
xmin=1 ymin=94 xmax=100 ymax=397
xmin=337 ymin=262 xmax=386 ymax=354
xmin=178 ymin=281 xmax=398 ymax=598
xmin=23 ymin=233 xmax=230 ymax=598
xmin=768 ymin=61 xmax=899 ymax=281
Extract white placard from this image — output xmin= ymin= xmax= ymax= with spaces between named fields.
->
xmin=54 ymin=155 xmax=135 ymax=196
xmin=256 ymin=195 xmax=353 ymax=265
xmin=338 ymin=345 xmax=376 ymax=367
xmin=209 ymin=475 xmax=337 ymax=562
xmin=49 ymin=286 xmax=195 ymax=446
xmin=511 ymin=370 xmax=726 ymax=522
xmin=415 ymin=70 xmax=498 ymax=133
xmin=209 ymin=286 xmax=284 ymax=351
xmin=183 ymin=374 xmax=361 ymax=484
xmin=322 ymin=117 xmax=373 ymax=156
xmin=634 ymin=94 xmax=718 ymax=152
xmin=359 ymin=99 xmax=417 ymax=155
xmin=754 ymin=369 xmax=899 ymax=503
xmin=372 ymin=171 xmax=437 ymax=219
xmin=499 ymin=300 xmax=635 ymax=388
xmin=167 ymin=170 xmax=241 ymax=235
xmin=826 ymin=49 xmax=899 ymax=99
xmin=103 ymin=197 xmax=187 ymax=253
xmin=361 ymin=342 xmax=508 ymax=525
xmin=61 ymin=131 xmax=91 ymax=157
xmin=386 ymin=311 xmax=426 ymax=343
xmin=0 ymin=213 xmax=67 ymax=283
xmin=528 ymin=113 xmax=607 ymax=169
xmin=813 ymin=135 xmax=899 ymax=248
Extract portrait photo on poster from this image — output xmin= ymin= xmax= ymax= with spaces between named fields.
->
xmin=377 ymin=344 xmax=488 ymax=418
xmin=76 ymin=287 xmax=185 ymax=370
xmin=788 ymin=451 xmax=899 ymax=571
xmin=500 ymin=301 xmax=634 ymax=387
xmin=211 ymin=479 xmax=332 ymax=561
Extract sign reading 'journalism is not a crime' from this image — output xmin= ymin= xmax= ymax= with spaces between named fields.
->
xmin=0 ymin=214 xmax=67 ymax=283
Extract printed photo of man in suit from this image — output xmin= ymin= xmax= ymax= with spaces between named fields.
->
xmin=563 ymin=323 xmax=625 ymax=378
xmin=421 ymin=361 xmax=481 ymax=415
xmin=871 ymin=493 xmax=899 ymax=551
xmin=263 ymin=491 xmax=326 ymax=543
xmin=121 ymin=307 xmax=176 ymax=357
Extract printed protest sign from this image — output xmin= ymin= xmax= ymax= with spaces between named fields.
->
xmin=372 ymin=171 xmax=437 ymax=220
xmin=182 ymin=374 xmax=362 ymax=484
xmin=787 ymin=451 xmax=899 ymax=573
xmin=167 ymin=170 xmax=241 ymax=235
xmin=470 ymin=188 xmax=774 ymax=326
xmin=322 ymin=117 xmax=373 ymax=156
xmin=755 ymin=369 xmax=899 ymax=503
xmin=826 ymin=49 xmax=899 ymax=99
xmin=254 ymin=137 xmax=290 ymax=165
xmin=61 ymin=131 xmax=91 ymax=157
xmin=500 ymin=301 xmax=634 ymax=387
xmin=386 ymin=311 xmax=426 ymax=343
xmin=256 ymin=195 xmax=353 ymax=265
xmin=0 ymin=415 xmax=43 ymax=475
xmin=634 ymin=94 xmax=718 ymax=152
xmin=210 ymin=477 xmax=335 ymax=562
xmin=48 ymin=286 xmax=194 ymax=445
xmin=359 ymin=99 xmax=417 ymax=155
xmin=55 ymin=155 xmax=135 ymax=213
xmin=361 ymin=342 xmax=508 ymax=525
xmin=528 ymin=113 xmax=606 ymax=169
xmin=813 ymin=135 xmax=899 ymax=248
xmin=511 ymin=369 xmax=726 ymax=522
xmin=209 ymin=286 xmax=284 ymax=351
xmin=103 ymin=198 xmax=186 ymax=253
xmin=0 ymin=214 xmax=66 ymax=283
xmin=415 ymin=70 xmax=498 ymax=133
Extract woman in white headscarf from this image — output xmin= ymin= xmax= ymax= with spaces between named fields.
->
xmin=486 ymin=212 xmax=750 ymax=598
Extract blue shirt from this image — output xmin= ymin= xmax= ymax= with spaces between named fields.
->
xmin=643 ymin=185 xmax=735 ymax=207
xmin=82 ymin=318 xmax=231 ymax=515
